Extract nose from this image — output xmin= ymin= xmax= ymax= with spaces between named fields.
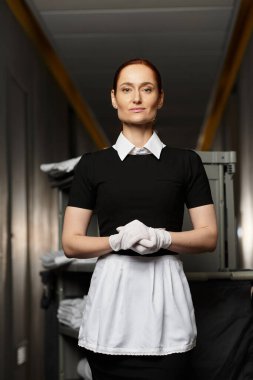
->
xmin=132 ymin=90 xmax=142 ymax=104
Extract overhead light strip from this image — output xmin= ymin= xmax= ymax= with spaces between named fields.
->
xmin=40 ymin=6 xmax=232 ymax=16
xmin=6 ymin=0 xmax=109 ymax=149
xmin=196 ymin=0 xmax=253 ymax=151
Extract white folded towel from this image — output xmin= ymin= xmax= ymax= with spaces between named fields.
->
xmin=40 ymin=250 xmax=75 ymax=269
xmin=41 ymin=249 xmax=97 ymax=269
xmin=77 ymin=357 xmax=92 ymax=380
xmin=40 ymin=156 xmax=81 ymax=176
xmin=57 ymin=296 xmax=87 ymax=330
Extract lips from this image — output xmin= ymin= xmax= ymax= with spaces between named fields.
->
xmin=129 ymin=108 xmax=145 ymax=112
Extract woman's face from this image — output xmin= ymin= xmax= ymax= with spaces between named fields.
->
xmin=111 ymin=64 xmax=164 ymax=127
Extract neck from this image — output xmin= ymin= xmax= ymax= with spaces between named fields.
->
xmin=122 ymin=123 xmax=153 ymax=147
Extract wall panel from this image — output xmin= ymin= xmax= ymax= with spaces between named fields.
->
xmin=6 ymin=72 xmax=29 ymax=380
xmin=238 ymin=35 xmax=253 ymax=268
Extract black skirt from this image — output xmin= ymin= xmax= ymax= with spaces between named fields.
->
xmin=84 ymin=348 xmax=195 ymax=380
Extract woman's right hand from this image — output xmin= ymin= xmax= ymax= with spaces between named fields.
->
xmin=109 ymin=219 xmax=150 ymax=251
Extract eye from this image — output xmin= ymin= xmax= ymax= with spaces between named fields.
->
xmin=122 ymin=87 xmax=131 ymax=93
xmin=143 ymin=87 xmax=152 ymax=93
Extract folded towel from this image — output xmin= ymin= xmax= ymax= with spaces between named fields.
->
xmin=40 ymin=156 xmax=81 ymax=177
xmin=41 ymin=250 xmax=97 ymax=269
xmin=57 ymin=296 xmax=87 ymax=330
xmin=40 ymin=250 xmax=75 ymax=269
xmin=77 ymin=357 xmax=92 ymax=380
xmin=59 ymin=298 xmax=86 ymax=309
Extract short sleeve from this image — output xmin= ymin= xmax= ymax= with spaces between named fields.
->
xmin=184 ymin=150 xmax=213 ymax=209
xmin=68 ymin=153 xmax=96 ymax=210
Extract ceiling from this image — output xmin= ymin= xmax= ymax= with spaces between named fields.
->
xmin=25 ymin=0 xmax=240 ymax=149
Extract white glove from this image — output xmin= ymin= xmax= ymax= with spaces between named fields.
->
xmin=133 ymin=227 xmax=172 ymax=255
xmin=109 ymin=219 xmax=150 ymax=251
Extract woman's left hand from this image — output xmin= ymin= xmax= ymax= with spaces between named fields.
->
xmin=109 ymin=219 xmax=150 ymax=251
xmin=133 ymin=227 xmax=172 ymax=254
xmin=116 ymin=220 xmax=172 ymax=255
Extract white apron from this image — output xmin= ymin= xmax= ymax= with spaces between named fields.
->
xmin=78 ymin=253 xmax=197 ymax=356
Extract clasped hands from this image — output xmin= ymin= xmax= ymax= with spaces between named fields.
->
xmin=109 ymin=219 xmax=172 ymax=255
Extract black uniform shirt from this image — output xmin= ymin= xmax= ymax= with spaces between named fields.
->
xmin=68 ymin=146 xmax=213 ymax=256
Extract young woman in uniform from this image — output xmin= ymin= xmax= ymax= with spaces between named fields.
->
xmin=62 ymin=58 xmax=218 ymax=380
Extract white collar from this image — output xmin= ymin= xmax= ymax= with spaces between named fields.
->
xmin=112 ymin=131 xmax=166 ymax=161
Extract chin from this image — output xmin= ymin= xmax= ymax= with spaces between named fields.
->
xmin=122 ymin=118 xmax=155 ymax=126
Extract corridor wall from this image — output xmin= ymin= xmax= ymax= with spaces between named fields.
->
xmin=212 ymin=32 xmax=253 ymax=269
xmin=0 ymin=2 xmax=97 ymax=380
xmin=213 ymin=33 xmax=253 ymax=269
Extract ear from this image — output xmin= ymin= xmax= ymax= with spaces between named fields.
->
xmin=157 ymin=90 xmax=164 ymax=109
xmin=111 ymin=89 xmax=118 ymax=109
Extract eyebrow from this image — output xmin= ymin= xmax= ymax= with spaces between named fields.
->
xmin=119 ymin=82 xmax=155 ymax=87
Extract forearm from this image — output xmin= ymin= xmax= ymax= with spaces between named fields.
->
xmin=169 ymin=227 xmax=217 ymax=254
xmin=62 ymin=235 xmax=112 ymax=259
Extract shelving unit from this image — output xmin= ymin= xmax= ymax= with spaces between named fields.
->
xmin=181 ymin=150 xmax=237 ymax=272
xmin=57 ymin=265 xmax=95 ymax=380
xmin=43 ymin=172 xmax=98 ymax=380
xmin=57 ymin=184 xmax=98 ymax=380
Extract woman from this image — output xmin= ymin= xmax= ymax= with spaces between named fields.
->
xmin=62 ymin=58 xmax=218 ymax=380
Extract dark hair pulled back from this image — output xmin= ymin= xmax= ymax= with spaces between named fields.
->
xmin=112 ymin=58 xmax=162 ymax=94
